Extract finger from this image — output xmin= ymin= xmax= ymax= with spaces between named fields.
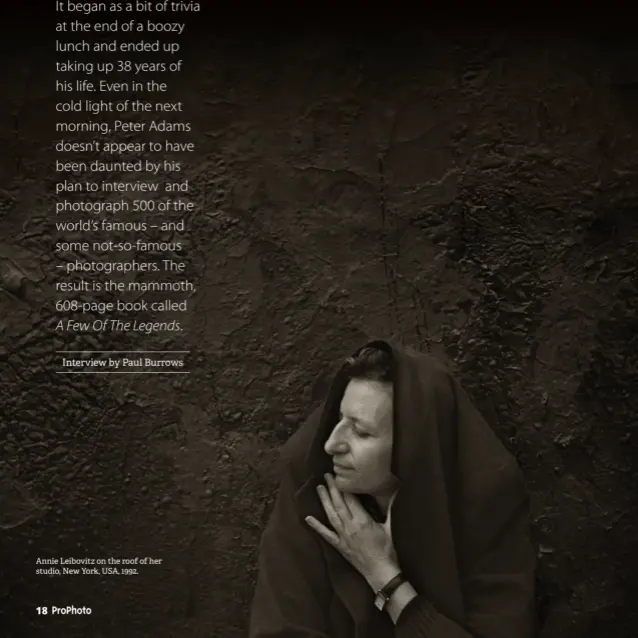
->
xmin=316 ymin=484 xmax=344 ymax=532
xmin=305 ymin=516 xmax=340 ymax=547
xmin=381 ymin=500 xmax=397 ymax=540
xmin=324 ymin=473 xmax=352 ymax=520
xmin=385 ymin=492 xmax=398 ymax=532
xmin=342 ymin=492 xmax=370 ymax=523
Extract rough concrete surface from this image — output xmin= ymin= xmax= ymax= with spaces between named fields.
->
xmin=1 ymin=24 xmax=637 ymax=638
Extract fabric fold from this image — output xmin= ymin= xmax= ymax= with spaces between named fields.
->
xmin=249 ymin=338 xmax=536 ymax=638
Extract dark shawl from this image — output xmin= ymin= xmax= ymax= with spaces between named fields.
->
xmin=249 ymin=339 xmax=537 ymax=638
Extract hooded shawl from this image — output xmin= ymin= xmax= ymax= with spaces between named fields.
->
xmin=249 ymin=339 xmax=537 ymax=638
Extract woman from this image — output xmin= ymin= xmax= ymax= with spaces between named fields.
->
xmin=249 ymin=339 xmax=537 ymax=638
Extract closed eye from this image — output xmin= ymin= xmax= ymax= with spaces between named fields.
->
xmin=339 ymin=411 xmax=371 ymax=437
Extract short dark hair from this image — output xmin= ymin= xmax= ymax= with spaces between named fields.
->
xmin=343 ymin=346 xmax=393 ymax=383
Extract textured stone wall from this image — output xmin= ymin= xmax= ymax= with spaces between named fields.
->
xmin=1 ymin=24 xmax=636 ymax=638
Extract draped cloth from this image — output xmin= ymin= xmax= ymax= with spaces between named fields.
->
xmin=249 ymin=339 xmax=537 ymax=638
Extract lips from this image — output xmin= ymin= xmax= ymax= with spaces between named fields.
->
xmin=333 ymin=463 xmax=352 ymax=473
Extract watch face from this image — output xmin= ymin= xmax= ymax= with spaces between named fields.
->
xmin=374 ymin=594 xmax=386 ymax=611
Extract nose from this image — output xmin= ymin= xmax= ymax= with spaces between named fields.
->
xmin=324 ymin=420 xmax=348 ymax=456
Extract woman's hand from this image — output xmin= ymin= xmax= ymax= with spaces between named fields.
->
xmin=305 ymin=473 xmax=400 ymax=591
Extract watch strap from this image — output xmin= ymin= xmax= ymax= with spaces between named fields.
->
xmin=373 ymin=572 xmax=405 ymax=611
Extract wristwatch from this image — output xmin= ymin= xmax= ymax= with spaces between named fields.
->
xmin=373 ymin=572 xmax=406 ymax=611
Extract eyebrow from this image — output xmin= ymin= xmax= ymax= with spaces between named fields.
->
xmin=339 ymin=410 xmax=372 ymax=428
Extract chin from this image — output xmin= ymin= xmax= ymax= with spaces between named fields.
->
xmin=333 ymin=474 xmax=356 ymax=491
xmin=334 ymin=476 xmax=366 ymax=495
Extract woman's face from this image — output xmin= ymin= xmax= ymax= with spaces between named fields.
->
xmin=323 ymin=378 xmax=396 ymax=496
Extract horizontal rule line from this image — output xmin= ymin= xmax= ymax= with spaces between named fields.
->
xmin=55 ymin=372 xmax=190 ymax=375
xmin=57 ymin=351 xmax=190 ymax=353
